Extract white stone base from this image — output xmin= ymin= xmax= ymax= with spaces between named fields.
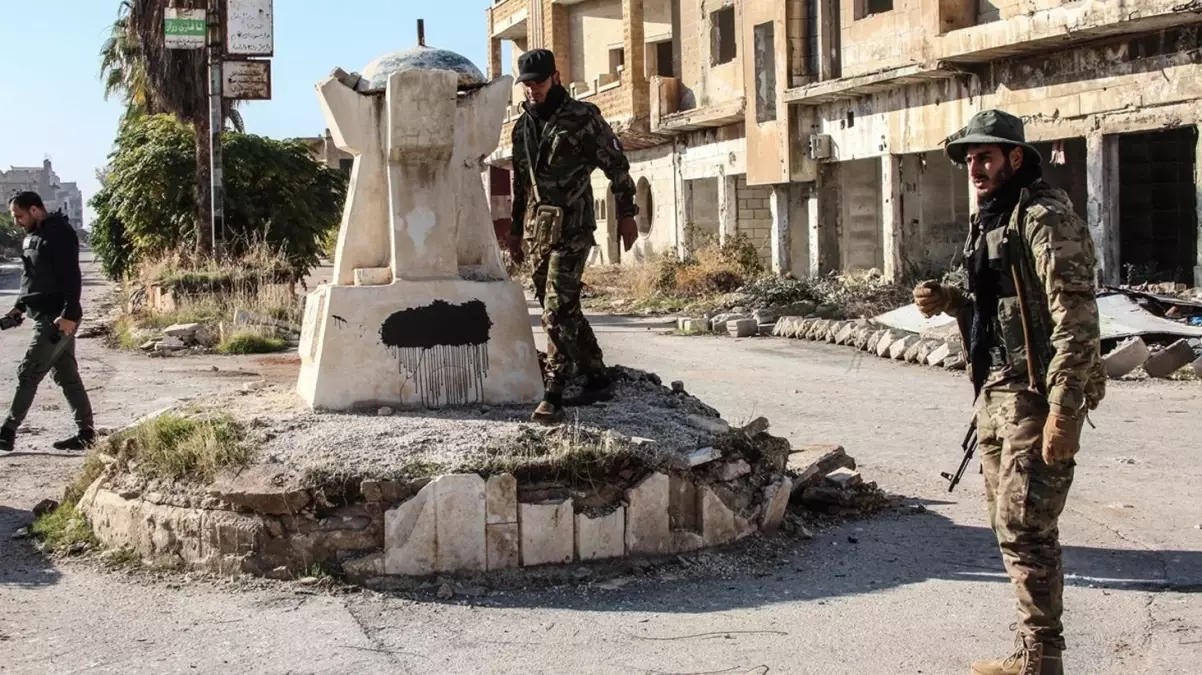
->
xmin=298 ymin=280 xmax=544 ymax=410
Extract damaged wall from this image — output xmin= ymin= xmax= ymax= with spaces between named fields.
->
xmin=839 ymin=158 xmax=884 ymax=271
xmin=679 ymin=0 xmax=746 ymax=110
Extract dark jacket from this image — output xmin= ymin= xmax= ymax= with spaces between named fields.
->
xmin=510 ymin=93 xmax=638 ymax=246
xmin=13 ymin=212 xmax=83 ymax=323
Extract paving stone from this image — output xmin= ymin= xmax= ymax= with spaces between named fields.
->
xmin=903 ymin=338 xmax=929 ymax=363
xmin=866 ymin=329 xmax=886 ymax=353
xmin=752 ymin=308 xmax=777 ymax=324
xmin=827 ymin=321 xmax=846 ymax=343
xmin=432 ymin=474 xmax=487 ymax=572
xmin=888 ymin=333 xmax=919 ymax=360
xmin=677 ymin=318 xmax=708 ymax=333
xmin=926 ymin=341 xmax=962 ymax=366
xmin=728 ymin=318 xmax=759 ymax=338
xmin=1193 ymin=354 xmax=1202 ymax=378
xmin=942 ymin=352 xmax=967 ymax=370
xmin=485 ymin=522 xmax=519 ymax=570
xmin=384 ymin=482 xmax=437 ymax=576
xmin=700 ymin=486 xmax=752 ymax=547
xmin=486 ymin=474 xmax=517 ymax=524
xmin=852 ymin=326 xmax=874 ymax=350
xmin=625 ymin=472 xmax=670 ymax=555
xmin=789 ymin=445 xmax=855 ymax=491
xmin=575 ymin=508 xmax=625 ymax=561
xmin=914 ymin=339 xmax=942 ymax=365
xmin=798 ymin=318 xmax=818 ymax=338
xmin=1145 ymin=339 xmax=1197 ymax=378
xmin=1104 ymin=337 xmax=1151 ymax=378
xmin=519 ymin=499 xmax=574 ymax=567
xmin=759 ymin=476 xmax=793 ymax=535
xmin=835 ymin=322 xmax=856 ymax=345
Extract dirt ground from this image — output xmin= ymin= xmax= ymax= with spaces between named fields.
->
xmin=1 ymin=256 xmax=1199 ymax=675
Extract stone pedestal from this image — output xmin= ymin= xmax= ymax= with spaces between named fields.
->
xmin=298 ymin=46 xmax=543 ymax=410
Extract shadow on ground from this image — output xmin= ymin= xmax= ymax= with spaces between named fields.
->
xmin=0 ymin=505 xmax=63 ymax=590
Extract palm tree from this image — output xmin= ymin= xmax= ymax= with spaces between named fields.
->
xmin=99 ymin=0 xmax=243 ymax=256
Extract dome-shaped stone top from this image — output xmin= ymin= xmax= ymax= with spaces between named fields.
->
xmin=360 ymin=45 xmax=486 ymax=91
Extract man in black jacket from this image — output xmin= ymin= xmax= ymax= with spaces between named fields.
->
xmin=1 ymin=191 xmax=94 ymax=452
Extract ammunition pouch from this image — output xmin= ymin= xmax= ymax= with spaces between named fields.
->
xmin=526 ymin=203 xmax=565 ymax=250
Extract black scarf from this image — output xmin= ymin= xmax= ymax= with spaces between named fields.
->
xmin=966 ymin=165 xmax=1039 ymax=394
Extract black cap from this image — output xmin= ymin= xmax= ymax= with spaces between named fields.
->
xmin=944 ymin=109 xmax=1042 ymax=167
xmin=517 ymin=49 xmax=556 ymax=84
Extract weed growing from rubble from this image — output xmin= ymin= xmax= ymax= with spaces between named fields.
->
xmin=32 ymin=504 xmax=99 ymax=552
xmin=108 ymin=412 xmax=252 ymax=483
xmin=466 ymin=421 xmax=669 ymax=485
xmin=217 ymin=332 xmax=288 ymax=355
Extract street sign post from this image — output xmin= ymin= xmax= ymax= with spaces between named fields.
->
xmin=164 ymin=8 xmax=206 ymax=50
xmin=226 ymin=0 xmax=274 ymax=57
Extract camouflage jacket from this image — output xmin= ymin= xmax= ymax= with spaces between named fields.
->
xmin=951 ymin=180 xmax=1106 ymax=415
xmin=510 ymin=95 xmax=638 ymax=246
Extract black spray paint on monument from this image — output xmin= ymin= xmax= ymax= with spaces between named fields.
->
xmin=379 ymin=300 xmax=493 ymax=407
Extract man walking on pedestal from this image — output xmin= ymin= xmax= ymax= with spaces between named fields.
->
xmin=913 ymin=110 xmax=1107 ymax=675
xmin=508 ymin=48 xmax=639 ymax=425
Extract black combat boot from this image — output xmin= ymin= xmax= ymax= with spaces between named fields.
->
xmin=52 ymin=428 xmax=96 ymax=452
xmin=0 ymin=426 xmax=14 ymax=453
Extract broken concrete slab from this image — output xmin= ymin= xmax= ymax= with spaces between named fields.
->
xmin=719 ymin=460 xmax=751 ymax=482
xmin=677 ymin=318 xmax=709 ymax=333
xmin=686 ymin=446 xmax=721 ymax=467
xmin=700 ymin=485 xmax=748 ymax=547
xmin=1143 ymin=339 xmax=1196 ymax=378
xmin=1192 ymin=354 xmax=1202 ymax=378
xmin=759 ymin=476 xmax=793 ymax=535
xmin=789 ymin=445 xmax=855 ymax=491
xmin=1103 ymin=337 xmax=1151 ymax=379
xmin=485 ymin=522 xmax=519 ymax=570
xmin=384 ymin=483 xmax=438 ymax=576
xmin=625 ymin=472 xmax=670 ymax=555
xmin=686 ymin=415 xmax=730 ymax=435
xmin=668 ymin=475 xmax=699 ymax=532
xmin=728 ymin=318 xmax=759 ymax=338
xmin=208 ymin=465 xmax=311 ymax=515
xmin=889 ymin=334 xmax=920 ymax=360
xmin=575 ymin=508 xmax=625 ymax=561
xmin=519 ymin=499 xmax=574 ymax=567
xmin=826 ymin=467 xmax=863 ymax=488
xmin=485 ymin=474 xmax=517 ymax=524
xmin=432 ymin=474 xmax=487 ymax=572
xmin=942 ymin=352 xmax=967 ymax=370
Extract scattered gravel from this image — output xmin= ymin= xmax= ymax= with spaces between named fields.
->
xmin=225 ymin=367 xmax=734 ymax=481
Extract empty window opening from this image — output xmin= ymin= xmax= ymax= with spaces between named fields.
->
xmin=711 ymin=6 xmax=737 ymax=66
xmin=654 ymin=40 xmax=674 ymax=77
xmin=753 ymin=22 xmax=777 ymax=124
xmin=855 ymin=0 xmax=893 ymax=20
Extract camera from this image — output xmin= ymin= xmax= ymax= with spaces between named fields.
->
xmin=0 ymin=315 xmax=24 ymax=330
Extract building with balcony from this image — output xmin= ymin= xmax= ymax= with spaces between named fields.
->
xmin=1 ymin=160 xmax=85 ymax=231
xmin=485 ymin=0 xmax=1202 ymax=286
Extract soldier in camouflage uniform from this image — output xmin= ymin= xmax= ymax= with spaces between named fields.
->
xmin=508 ymin=49 xmax=639 ymax=425
xmin=913 ymin=110 xmax=1107 ymax=675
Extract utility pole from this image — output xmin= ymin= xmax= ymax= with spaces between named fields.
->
xmin=207 ymin=0 xmax=225 ymax=257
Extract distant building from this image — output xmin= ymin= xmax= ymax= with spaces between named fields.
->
xmin=1 ymin=159 xmax=85 ymax=231
xmin=299 ymin=129 xmax=355 ymax=175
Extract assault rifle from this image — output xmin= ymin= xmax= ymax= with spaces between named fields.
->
xmin=941 ymin=417 xmax=978 ymax=493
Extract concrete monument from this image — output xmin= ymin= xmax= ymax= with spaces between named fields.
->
xmin=298 ymin=30 xmax=543 ymax=410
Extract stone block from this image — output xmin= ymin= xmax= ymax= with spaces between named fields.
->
xmin=520 ymin=500 xmax=574 ymax=567
xmin=788 ymin=445 xmax=855 ymax=490
xmin=575 ymin=508 xmax=625 ymax=561
xmin=1145 ymin=339 xmax=1196 ymax=378
xmin=671 ymin=530 xmax=705 ymax=554
xmin=875 ymin=330 xmax=904 ymax=357
xmin=835 ymin=323 xmax=856 ymax=345
xmin=486 ymin=474 xmax=517 ymax=524
xmin=852 ymin=326 xmax=874 ymax=350
xmin=865 ymin=329 xmax=885 ymax=353
xmin=719 ymin=460 xmax=751 ymax=481
xmin=1102 ymin=337 xmax=1150 ymax=378
xmin=926 ymin=341 xmax=962 ymax=366
xmin=486 ymin=523 xmax=520 ymax=570
xmin=686 ymin=415 xmax=730 ymax=435
xmin=942 ymin=352 xmax=967 ymax=370
xmin=771 ymin=317 xmax=794 ymax=338
xmin=1192 ymin=354 xmax=1202 ymax=378
xmin=826 ymin=467 xmax=862 ymax=488
xmin=752 ymin=308 xmax=777 ymax=324
xmin=889 ymin=334 xmax=919 ymax=360
xmin=903 ymin=338 xmax=926 ymax=363
xmin=686 ymin=446 xmax=721 ymax=467
xmin=384 ymin=473 xmax=486 ymax=576
xmin=668 ymin=475 xmax=699 ymax=532
xmin=699 ymin=486 xmax=753 ymax=547
xmin=914 ymin=339 xmax=942 ymax=365
xmin=625 ymin=472 xmax=670 ymax=555
xmin=678 ymin=317 xmax=708 ymax=333
xmin=728 ymin=318 xmax=759 ymax=338
xmin=760 ymin=476 xmax=793 ymax=535
xmin=810 ymin=319 xmax=831 ymax=341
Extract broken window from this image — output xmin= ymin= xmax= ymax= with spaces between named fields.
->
xmin=655 ymin=40 xmax=674 ymax=77
xmin=710 ymin=6 xmax=736 ymax=66
xmin=855 ymin=0 xmax=893 ymax=20
xmin=753 ymin=22 xmax=777 ymax=124
xmin=339 ymin=158 xmax=354 ymax=175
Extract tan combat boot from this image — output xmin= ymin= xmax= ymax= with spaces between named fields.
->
xmin=971 ymin=633 xmax=1063 ymax=675
xmin=530 ymin=400 xmax=565 ymax=425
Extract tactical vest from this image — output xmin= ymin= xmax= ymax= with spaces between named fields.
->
xmin=962 ymin=187 xmax=1107 ymax=411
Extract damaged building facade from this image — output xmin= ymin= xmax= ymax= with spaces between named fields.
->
xmin=484 ymin=0 xmax=1202 ymax=286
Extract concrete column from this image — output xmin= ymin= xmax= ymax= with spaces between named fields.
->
xmin=769 ymin=184 xmax=791 ymax=275
xmin=1086 ymin=133 xmax=1121 ymax=286
xmin=817 ymin=0 xmax=840 ymax=81
xmin=806 ymin=183 xmax=822 ymax=277
xmin=717 ymin=173 xmax=738 ymax=246
xmin=488 ymin=38 xmax=503 ymax=80
xmin=881 ymin=155 xmax=903 ymax=281
xmin=623 ymin=0 xmax=648 ymax=117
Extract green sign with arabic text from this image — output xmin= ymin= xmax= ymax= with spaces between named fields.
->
xmin=164 ymin=8 xmax=206 ymax=50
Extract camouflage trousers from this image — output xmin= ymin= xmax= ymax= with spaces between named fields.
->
xmin=976 ymin=383 xmax=1079 ymax=650
xmin=531 ymin=240 xmax=605 ymax=394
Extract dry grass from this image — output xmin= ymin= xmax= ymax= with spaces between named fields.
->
xmin=107 ymin=412 xmax=253 ymax=484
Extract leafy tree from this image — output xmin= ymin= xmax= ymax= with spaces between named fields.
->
xmin=0 ymin=210 xmax=22 ymax=256
xmin=90 ymin=114 xmax=347 ymax=281
xmin=98 ymin=0 xmax=242 ymax=256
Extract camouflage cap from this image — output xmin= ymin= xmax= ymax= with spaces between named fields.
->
xmin=945 ymin=109 xmax=1042 ymax=167
xmin=517 ymin=49 xmax=556 ymax=84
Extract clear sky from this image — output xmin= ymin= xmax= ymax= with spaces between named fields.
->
xmin=0 ymin=1 xmax=493 ymax=226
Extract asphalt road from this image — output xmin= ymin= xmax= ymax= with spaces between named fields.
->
xmin=0 ymin=257 xmax=1198 ymax=674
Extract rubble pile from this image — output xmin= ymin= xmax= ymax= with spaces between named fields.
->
xmin=133 ymin=310 xmax=300 ymax=356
